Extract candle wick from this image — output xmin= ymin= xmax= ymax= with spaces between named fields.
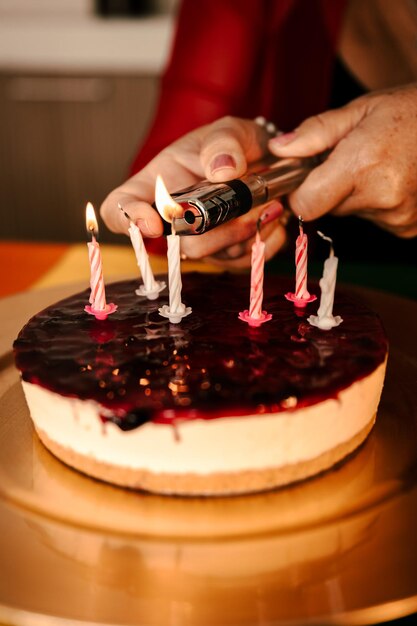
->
xmin=317 ymin=230 xmax=333 ymax=245
xmin=118 ymin=202 xmax=132 ymax=222
xmin=298 ymin=215 xmax=304 ymax=233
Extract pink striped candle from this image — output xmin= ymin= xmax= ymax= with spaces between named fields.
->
xmin=295 ymin=221 xmax=309 ymax=299
xmin=239 ymin=227 xmax=272 ymax=327
xmin=87 ymin=235 xmax=106 ymax=310
xmin=84 ymin=202 xmax=117 ymax=320
xmin=285 ymin=217 xmax=316 ymax=308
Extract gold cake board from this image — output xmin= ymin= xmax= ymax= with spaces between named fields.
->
xmin=0 ymin=282 xmax=416 ymax=625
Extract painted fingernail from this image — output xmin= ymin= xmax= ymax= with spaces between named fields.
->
xmin=210 ymin=153 xmax=237 ymax=174
xmin=260 ymin=201 xmax=284 ymax=224
xmin=137 ymin=218 xmax=159 ymax=237
xmin=269 ymin=131 xmax=297 ymax=147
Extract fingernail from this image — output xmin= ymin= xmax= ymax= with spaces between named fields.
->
xmin=137 ymin=218 xmax=159 ymax=237
xmin=260 ymin=201 xmax=284 ymax=224
xmin=269 ymin=131 xmax=297 ymax=147
xmin=210 ymin=153 xmax=236 ymax=174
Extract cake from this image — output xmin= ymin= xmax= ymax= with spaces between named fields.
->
xmin=13 ymin=272 xmax=387 ymax=496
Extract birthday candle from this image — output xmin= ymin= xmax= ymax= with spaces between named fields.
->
xmin=308 ymin=232 xmax=343 ymax=330
xmin=84 ymin=202 xmax=117 ymax=320
xmin=119 ymin=204 xmax=165 ymax=300
xmin=249 ymin=230 xmax=266 ymax=319
xmin=295 ymin=218 xmax=309 ymax=299
xmin=129 ymin=222 xmax=158 ymax=290
xmin=154 ymin=175 xmax=191 ymax=324
xmin=239 ymin=223 xmax=272 ymax=327
xmin=87 ymin=234 xmax=106 ymax=311
xmin=285 ymin=216 xmax=316 ymax=308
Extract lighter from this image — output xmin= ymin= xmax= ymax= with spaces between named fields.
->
xmin=157 ymin=155 xmax=322 ymax=236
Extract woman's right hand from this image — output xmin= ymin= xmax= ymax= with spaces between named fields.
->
xmin=100 ymin=116 xmax=286 ymax=268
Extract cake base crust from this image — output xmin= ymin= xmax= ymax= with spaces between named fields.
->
xmin=35 ymin=417 xmax=375 ymax=496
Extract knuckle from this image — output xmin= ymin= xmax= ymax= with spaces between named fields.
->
xmin=375 ymin=173 xmax=404 ymax=209
xmin=399 ymin=225 xmax=417 ymax=238
xmin=312 ymin=113 xmax=328 ymax=131
xmin=299 ymin=112 xmax=328 ymax=135
xmin=355 ymin=147 xmax=405 ymax=209
xmin=210 ymin=115 xmax=238 ymax=136
xmin=380 ymin=206 xmax=412 ymax=227
xmin=219 ymin=115 xmax=236 ymax=127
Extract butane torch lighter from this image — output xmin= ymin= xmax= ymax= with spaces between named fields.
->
xmin=157 ymin=155 xmax=321 ymax=236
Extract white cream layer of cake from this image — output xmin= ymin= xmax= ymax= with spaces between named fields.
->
xmin=22 ymin=360 xmax=386 ymax=476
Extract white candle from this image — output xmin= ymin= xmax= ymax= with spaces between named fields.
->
xmin=129 ymin=221 xmax=158 ymax=291
xmin=166 ymin=227 xmax=185 ymax=314
xmin=119 ymin=204 xmax=164 ymax=300
xmin=308 ymin=233 xmax=342 ymax=330
xmin=154 ymin=175 xmax=191 ymax=324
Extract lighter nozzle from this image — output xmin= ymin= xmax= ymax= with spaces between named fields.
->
xmin=172 ymin=201 xmax=204 ymax=234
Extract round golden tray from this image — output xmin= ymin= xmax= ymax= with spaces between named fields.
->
xmin=0 ymin=283 xmax=416 ymax=626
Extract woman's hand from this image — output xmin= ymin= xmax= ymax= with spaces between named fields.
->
xmin=100 ymin=116 xmax=286 ymax=268
xmin=268 ymin=84 xmax=417 ymax=238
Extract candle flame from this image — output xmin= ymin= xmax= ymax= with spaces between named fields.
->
xmin=86 ymin=202 xmax=98 ymax=237
xmin=154 ymin=175 xmax=183 ymax=223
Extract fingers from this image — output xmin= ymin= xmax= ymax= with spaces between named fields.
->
xmin=268 ymin=102 xmax=367 ymax=157
xmin=183 ymin=200 xmax=285 ymax=267
xmin=199 ymin=116 xmax=270 ymax=182
xmin=100 ymin=153 xmax=200 ymax=238
xmin=263 ymin=221 xmax=287 ymax=260
xmin=265 ymin=104 xmax=368 ymax=221
xmin=180 ymin=200 xmax=283 ymax=259
xmin=100 ymin=188 xmax=163 ymax=237
xmin=285 ymin=150 xmax=355 ymax=221
xmin=101 ymin=116 xmax=273 ymax=240
xmin=333 ymin=204 xmax=417 ymax=238
xmin=204 ymin=221 xmax=286 ymax=269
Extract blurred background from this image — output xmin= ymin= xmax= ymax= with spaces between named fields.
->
xmin=0 ymin=0 xmax=178 ymax=244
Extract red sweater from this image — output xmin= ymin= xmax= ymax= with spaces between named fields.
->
xmin=131 ymin=0 xmax=349 ymax=174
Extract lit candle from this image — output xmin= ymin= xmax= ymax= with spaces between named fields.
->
xmin=119 ymin=203 xmax=165 ymax=300
xmin=308 ymin=232 xmax=343 ymax=330
xmin=239 ymin=222 xmax=272 ymax=327
xmin=84 ymin=202 xmax=117 ymax=321
xmin=285 ymin=216 xmax=316 ymax=308
xmin=154 ymin=175 xmax=191 ymax=324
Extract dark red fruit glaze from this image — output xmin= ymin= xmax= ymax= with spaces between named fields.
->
xmin=13 ymin=273 xmax=387 ymax=431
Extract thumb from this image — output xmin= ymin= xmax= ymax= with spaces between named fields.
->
xmin=200 ymin=117 xmax=268 ymax=182
xmin=268 ymin=101 xmax=367 ymax=157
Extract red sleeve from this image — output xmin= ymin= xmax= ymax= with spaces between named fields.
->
xmin=130 ymin=0 xmax=349 ymax=175
xmin=130 ymin=0 xmax=270 ymax=174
